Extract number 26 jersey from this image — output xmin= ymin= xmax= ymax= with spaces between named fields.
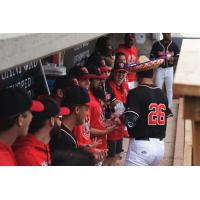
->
xmin=126 ymin=84 xmax=169 ymax=139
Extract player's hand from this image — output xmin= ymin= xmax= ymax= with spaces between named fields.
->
xmin=106 ymin=114 xmax=121 ymax=126
xmin=93 ymin=149 xmax=108 ymax=162
xmin=113 ymin=116 xmax=121 ymax=125
xmin=169 ymin=56 xmax=174 ymax=64
xmin=90 ymin=138 xmax=102 ymax=148
xmin=81 ymin=138 xmax=102 ymax=150
xmin=105 ymin=124 xmax=119 ymax=134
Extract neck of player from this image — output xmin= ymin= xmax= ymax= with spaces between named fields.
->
xmin=62 ymin=114 xmax=77 ymax=132
xmin=140 ymin=78 xmax=154 ymax=85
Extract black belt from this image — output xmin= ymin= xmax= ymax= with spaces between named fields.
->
xmin=160 ymin=66 xmax=173 ymax=69
xmin=134 ymin=137 xmax=163 ymax=141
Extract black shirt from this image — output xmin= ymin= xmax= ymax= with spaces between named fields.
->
xmin=150 ymin=40 xmax=179 ymax=68
xmin=50 ymin=124 xmax=77 ymax=154
xmin=126 ymin=84 xmax=169 ymax=139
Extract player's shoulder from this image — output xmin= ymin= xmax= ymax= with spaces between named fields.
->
xmin=171 ymin=41 xmax=179 ymax=49
xmin=127 ymin=86 xmax=141 ymax=97
xmin=152 ymin=40 xmax=160 ymax=47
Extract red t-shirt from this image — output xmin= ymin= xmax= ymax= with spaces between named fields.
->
xmin=108 ymin=80 xmax=129 ymax=140
xmin=73 ymin=112 xmax=96 ymax=153
xmin=89 ymin=90 xmax=107 ymax=150
xmin=13 ymin=134 xmax=51 ymax=166
xmin=116 ymin=44 xmax=138 ymax=82
xmin=0 ymin=140 xmax=17 ymax=166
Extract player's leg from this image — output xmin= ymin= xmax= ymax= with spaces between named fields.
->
xmin=150 ymin=140 xmax=165 ymax=166
xmin=124 ymin=139 xmax=155 ymax=166
xmin=107 ymin=140 xmax=117 ymax=158
xmin=164 ymin=67 xmax=174 ymax=109
xmin=115 ymin=139 xmax=123 ymax=160
xmin=155 ymin=67 xmax=165 ymax=89
xmin=116 ymin=139 xmax=123 ymax=154
xmin=104 ymin=140 xmax=117 ymax=165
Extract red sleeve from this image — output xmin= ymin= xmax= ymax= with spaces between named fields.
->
xmin=15 ymin=148 xmax=41 ymax=166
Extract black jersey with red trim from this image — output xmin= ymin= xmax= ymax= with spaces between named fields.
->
xmin=150 ymin=40 xmax=179 ymax=68
xmin=126 ymin=84 xmax=169 ymax=139
xmin=50 ymin=124 xmax=77 ymax=154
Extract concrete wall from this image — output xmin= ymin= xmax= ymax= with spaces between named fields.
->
xmin=62 ymin=33 xmax=155 ymax=70
xmin=0 ymin=33 xmax=106 ymax=72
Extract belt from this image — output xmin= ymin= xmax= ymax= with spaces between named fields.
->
xmin=134 ymin=137 xmax=163 ymax=141
xmin=160 ymin=66 xmax=173 ymax=69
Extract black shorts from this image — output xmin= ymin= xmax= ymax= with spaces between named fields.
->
xmin=107 ymin=139 xmax=123 ymax=158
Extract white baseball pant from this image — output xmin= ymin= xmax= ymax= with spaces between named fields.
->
xmin=125 ymin=138 xmax=164 ymax=166
xmin=155 ymin=67 xmax=174 ymax=109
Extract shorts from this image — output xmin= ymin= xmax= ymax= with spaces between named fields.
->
xmin=107 ymin=139 xmax=123 ymax=158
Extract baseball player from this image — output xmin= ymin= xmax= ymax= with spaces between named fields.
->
xmin=150 ymin=33 xmax=179 ymax=116
xmin=116 ymin=33 xmax=139 ymax=89
xmin=105 ymin=61 xmax=129 ymax=161
xmin=69 ymin=65 xmax=108 ymax=162
xmin=13 ymin=98 xmax=61 ymax=166
xmin=0 ymin=88 xmax=44 ymax=166
xmin=120 ymin=56 xmax=171 ymax=166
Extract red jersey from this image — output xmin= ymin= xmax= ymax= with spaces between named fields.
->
xmin=0 ymin=140 xmax=17 ymax=166
xmin=116 ymin=44 xmax=138 ymax=82
xmin=13 ymin=134 xmax=51 ymax=166
xmin=108 ymin=80 xmax=129 ymax=140
xmin=109 ymin=80 xmax=129 ymax=104
xmin=89 ymin=90 xmax=107 ymax=150
xmin=73 ymin=112 xmax=96 ymax=153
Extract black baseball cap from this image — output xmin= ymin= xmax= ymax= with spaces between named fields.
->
xmin=86 ymin=65 xmax=107 ymax=79
xmin=69 ymin=66 xmax=95 ymax=80
xmin=0 ymin=87 xmax=44 ymax=119
xmin=61 ymin=85 xmax=90 ymax=107
xmin=32 ymin=98 xmax=59 ymax=121
xmin=52 ymin=75 xmax=77 ymax=92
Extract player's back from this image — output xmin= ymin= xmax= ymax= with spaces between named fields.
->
xmin=127 ymin=83 xmax=168 ymax=139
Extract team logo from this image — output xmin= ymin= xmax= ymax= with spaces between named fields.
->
xmin=83 ymin=119 xmax=90 ymax=139
xmin=127 ymin=54 xmax=137 ymax=65
xmin=141 ymin=151 xmax=147 ymax=155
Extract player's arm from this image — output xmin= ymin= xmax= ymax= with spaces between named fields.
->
xmin=120 ymin=110 xmax=139 ymax=130
xmin=119 ymin=91 xmax=140 ymax=130
xmin=90 ymin=124 xmax=118 ymax=136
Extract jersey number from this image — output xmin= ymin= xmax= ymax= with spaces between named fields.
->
xmin=148 ymin=103 xmax=166 ymax=125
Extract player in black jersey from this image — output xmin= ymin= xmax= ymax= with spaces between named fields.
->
xmin=120 ymin=56 xmax=171 ymax=166
xmin=150 ymin=33 xmax=179 ymax=116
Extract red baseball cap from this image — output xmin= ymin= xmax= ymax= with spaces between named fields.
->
xmin=87 ymin=65 xmax=108 ymax=79
xmin=30 ymin=100 xmax=44 ymax=112
xmin=100 ymin=66 xmax=112 ymax=73
xmin=69 ymin=66 xmax=96 ymax=80
xmin=59 ymin=107 xmax=71 ymax=116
